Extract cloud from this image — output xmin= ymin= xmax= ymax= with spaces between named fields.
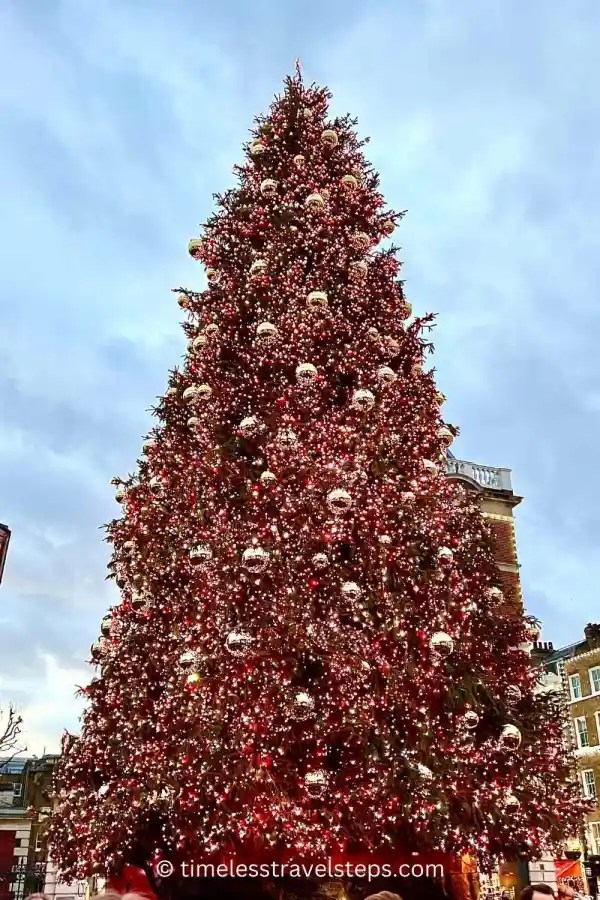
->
xmin=0 ymin=0 xmax=599 ymax=751
xmin=327 ymin=0 xmax=600 ymax=638
xmin=2 ymin=654 xmax=88 ymax=755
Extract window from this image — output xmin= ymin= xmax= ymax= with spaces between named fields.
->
xmin=590 ymin=822 xmax=600 ymax=856
xmin=582 ymin=769 xmax=597 ymax=798
xmin=35 ymin=834 xmax=44 ymax=853
xmin=574 ymin=716 xmax=590 ymax=748
xmin=0 ymin=759 xmax=26 ymax=776
xmin=569 ymin=673 xmax=582 ymax=700
xmin=590 ymin=666 xmax=600 ymax=696
xmin=0 ymin=781 xmax=22 ymax=801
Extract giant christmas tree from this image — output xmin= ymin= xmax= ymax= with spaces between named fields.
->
xmin=50 ymin=68 xmax=583 ymax=887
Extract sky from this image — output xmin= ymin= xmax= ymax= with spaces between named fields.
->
xmin=0 ymin=0 xmax=599 ymax=755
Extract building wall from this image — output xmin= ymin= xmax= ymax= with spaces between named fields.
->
xmin=0 ymin=829 xmax=16 ymax=900
xmin=0 ymin=759 xmax=32 ymax=900
xmin=0 ymin=755 xmax=87 ymax=900
xmin=447 ymin=464 xmax=530 ymax=895
xmin=483 ymin=511 xmax=523 ymax=617
xmin=0 ymin=762 xmax=32 ymax=864
xmin=43 ymin=860 xmax=87 ymax=899
xmin=0 ymin=755 xmax=61 ymax=900
xmin=0 ymin=818 xmax=31 ymax=860
xmin=448 ymin=478 xmax=524 ymax=618
xmin=527 ymin=854 xmax=558 ymax=890
xmin=43 ymin=793 xmax=88 ymax=899
xmin=564 ymin=644 xmax=600 ymax=855
xmin=0 ymin=771 xmax=25 ymax=812
xmin=22 ymin=755 xmax=59 ymax=867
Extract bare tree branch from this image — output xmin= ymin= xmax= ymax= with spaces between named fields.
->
xmin=0 ymin=702 xmax=26 ymax=765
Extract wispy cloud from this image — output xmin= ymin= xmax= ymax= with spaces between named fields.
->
xmin=2 ymin=654 xmax=90 ymax=754
xmin=0 ymin=0 xmax=598 ymax=751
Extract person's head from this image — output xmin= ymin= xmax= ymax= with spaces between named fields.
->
xmin=366 ymin=894 xmax=402 ymax=900
xmin=520 ymin=885 xmax=555 ymax=900
xmin=101 ymin=894 xmax=147 ymax=900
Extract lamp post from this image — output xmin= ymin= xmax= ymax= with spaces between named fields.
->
xmin=0 ymin=523 xmax=10 ymax=586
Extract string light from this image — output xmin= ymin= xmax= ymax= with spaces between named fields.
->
xmin=49 ymin=68 xmax=586 ymax=883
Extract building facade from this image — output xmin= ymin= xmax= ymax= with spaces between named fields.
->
xmin=444 ymin=452 xmax=523 ymax=618
xmin=0 ymin=759 xmax=35 ymax=900
xmin=445 ymin=453 xmax=530 ymax=897
xmin=0 ymin=755 xmax=71 ymax=900
xmin=530 ymin=646 xmax=576 ymax=893
xmin=566 ymin=626 xmax=600 ymax=861
xmin=533 ymin=625 xmax=600 ymax=895
xmin=546 ymin=628 xmax=600 ymax=857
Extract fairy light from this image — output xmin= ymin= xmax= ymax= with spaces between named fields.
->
xmin=49 ymin=69 xmax=587 ymax=882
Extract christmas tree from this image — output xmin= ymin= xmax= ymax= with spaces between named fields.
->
xmin=50 ymin=67 xmax=583 ymax=887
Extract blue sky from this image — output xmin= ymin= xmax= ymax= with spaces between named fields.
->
xmin=1 ymin=0 xmax=599 ymax=753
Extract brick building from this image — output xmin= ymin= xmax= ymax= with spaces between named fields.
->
xmin=0 ymin=756 xmax=60 ymax=900
xmin=539 ymin=627 xmax=600 ymax=857
xmin=444 ymin=452 xmax=529 ymax=897
xmin=566 ymin=628 xmax=600 ymax=867
xmin=531 ymin=625 xmax=600 ymax=896
xmin=0 ymin=758 xmax=35 ymax=900
xmin=445 ymin=451 xmax=523 ymax=617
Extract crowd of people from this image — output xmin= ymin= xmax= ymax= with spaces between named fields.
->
xmin=25 ymin=881 xmax=591 ymax=900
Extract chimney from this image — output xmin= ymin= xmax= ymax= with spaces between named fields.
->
xmin=584 ymin=623 xmax=600 ymax=645
xmin=532 ymin=640 xmax=554 ymax=656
